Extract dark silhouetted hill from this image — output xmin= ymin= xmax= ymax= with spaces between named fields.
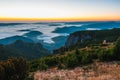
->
xmin=0 ymin=36 xmax=34 ymax=45
xmin=0 ymin=40 xmax=50 ymax=60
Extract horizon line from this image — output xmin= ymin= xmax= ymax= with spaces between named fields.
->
xmin=0 ymin=17 xmax=120 ymax=22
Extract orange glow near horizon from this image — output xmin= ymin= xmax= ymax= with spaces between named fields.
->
xmin=0 ymin=16 xmax=120 ymax=22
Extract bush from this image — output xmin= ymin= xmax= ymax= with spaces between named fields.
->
xmin=0 ymin=57 xmax=28 ymax=80
xmin=81 ymin=51 xmax=93 ymax=64
xmin=38 ymin=61 xmax=48 ymax=71
xmin=65 ymin=53 xmax=79 ymax=68
xmin=98 ymin=49 xmax=113 ymax=61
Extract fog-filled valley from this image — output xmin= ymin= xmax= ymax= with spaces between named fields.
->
xmin=0 ymin=21 xmax=120 ymax=51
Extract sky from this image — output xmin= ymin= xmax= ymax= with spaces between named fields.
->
xmin=0 ymin=0 xmax=120 ymax=22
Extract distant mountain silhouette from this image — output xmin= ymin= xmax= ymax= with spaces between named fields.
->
xmin=52 ymin=26 xmax=85 ymax=33
xmin=23 ymin=31 xmax=42 ymax=38
xmin=0 ymin=36 xmax=34 ymax=45
xmin=48 ymin=23 xmax=62 ymax=26
xmin=0 ymin=23 xmax=25 ymax=26
xmin=17 ymin=29 xmax=32 ymax=32
xmin=52 ymin=21 xmax=120 ymax=34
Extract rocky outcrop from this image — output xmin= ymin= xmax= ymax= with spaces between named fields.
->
xmin=65 ymin=34 xmax=91 ymax=47
xmin=65 ymin=28 xmax=120 ymax=47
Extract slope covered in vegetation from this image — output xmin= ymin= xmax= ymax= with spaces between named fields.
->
xmin=30 ymin=37 xmax=120 ymax=80
xmin=0 ymin=40 xmax=50 ymax=60
xmin=29 ymin=37 xmax=120 ymax=72
xmin=34 ymin=61 xmax=120 ymax=80
xmin=53 ymin=28 xmax=120 ymax=54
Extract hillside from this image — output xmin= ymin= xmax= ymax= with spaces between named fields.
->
xmin=0 ymin=35 xmax=34 ymax=45
xmin=53 ymin=28 xmax=120 ymax=54
xmin=30 ymin=37 xmax=120 ymax=80
xmin=66 ymin=28 xmax=120 ymax=47
xmin=23 ymin=31 xmax=42 ymax=40
xmin=28 ymin=28 xmax=120 ymax=80
xmin=0 ymin=40 xmax=50 ymax=60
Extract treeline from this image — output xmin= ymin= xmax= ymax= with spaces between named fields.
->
xmin=0 ymin=57 xmax=28 ymax=80
xmin=30 ymin=37 xmax=120 ymax=71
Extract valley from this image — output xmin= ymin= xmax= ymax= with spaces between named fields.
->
xmin=0 ymin=22 xmax=120 ymax=80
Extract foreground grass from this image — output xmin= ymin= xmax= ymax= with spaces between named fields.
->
xmin=34 ymin=61 xmax=120 ymax=80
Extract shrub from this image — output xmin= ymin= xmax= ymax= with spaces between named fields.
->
xmin=113 ymin=37 xmax=120 ymax=60
xmin=0 ymin=57 xmax=28 ymax=80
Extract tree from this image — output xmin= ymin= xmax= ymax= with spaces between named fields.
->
xmin=113 ymin=37 xmax=120 ymax=60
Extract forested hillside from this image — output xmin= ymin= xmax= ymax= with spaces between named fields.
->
xmin=54 ymin=28 xmax=120 ymax=53
xmin=29 ymin=37 xmax=120 ymax=72
xmin=0 ymin=40 xmax=50 ymax=60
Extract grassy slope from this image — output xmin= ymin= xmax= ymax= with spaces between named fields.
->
xmin=34 ymin=61 xmax=120 ymax=80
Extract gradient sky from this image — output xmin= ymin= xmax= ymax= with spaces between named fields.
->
xmin=0 ymin=0 xmax=120 ymax=22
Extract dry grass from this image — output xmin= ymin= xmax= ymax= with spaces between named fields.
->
xmin=34 ymin=61 xmax=120 ymax=80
